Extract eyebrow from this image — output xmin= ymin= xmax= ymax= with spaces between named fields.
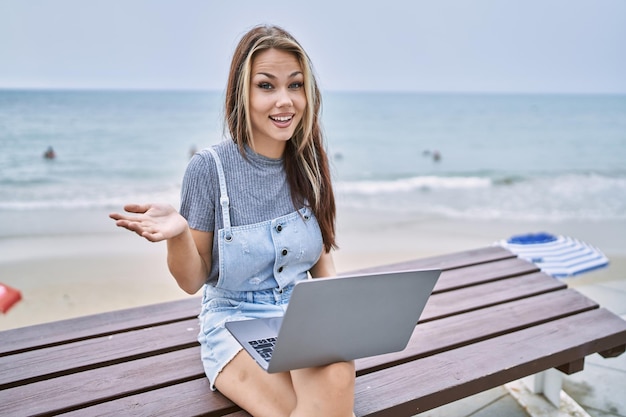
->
xmin=255 ymin=71 xmax=303 ymax=79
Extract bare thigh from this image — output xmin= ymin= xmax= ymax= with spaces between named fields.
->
xmin=217 ymin=352 xmax=355 ymax=417
xmin=290 ymin=361 xmax=356 ymax=417
xmin=215 ymin=350 xmax=297 ymax=417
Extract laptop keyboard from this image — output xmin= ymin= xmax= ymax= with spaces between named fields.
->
xmin=248 ymin=337 xmax=277 ymax=362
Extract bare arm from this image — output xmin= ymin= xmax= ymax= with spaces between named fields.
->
xmin=109 ymin=203 xmax=211 ymax=294
xmin=165 ymin=228 xmax=212 ymax=294
xmin=309 ymin=251 xmax=337 ymax=279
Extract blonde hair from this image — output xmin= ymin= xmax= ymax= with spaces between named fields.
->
xmin=225 ymin=25 xmax=336 ymax=251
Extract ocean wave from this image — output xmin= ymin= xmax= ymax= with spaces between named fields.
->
xmin=335 ymin=175 xmax=492 ymax=194
xmin=0 ymin=176 xmax=58 ymax=186
xmin=0 ymin=185 xmax=181 ymax=211
xmin=335 ymin=172 xmax=626 ymax=221
xmin=2 ymin=172 xmax=625 ymax=222
xmin=336 ymin=172 xmax=626 ymax=193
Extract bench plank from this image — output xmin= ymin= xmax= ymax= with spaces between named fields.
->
xmin=0 ymin=347 xmax=204 ymax=416
xmin=433 ymin=257 xmax=538 ymax=292
xmin=354 ymin=308 xmax=626 ymax=417
xmin=0 ymin=319 xmax=200 ymax=389
xmin=348 ymin=246 xmax=515 ymax=275
xmin=2 ymin=289 xmax=596 ymax=416
xmin=356 ymin=288 xmax=598 ymax=376
xmin=420 ymin=271 xmax=565 ymax=322
xmin=59 ymin=378 xmax=242 ymax=417
xmin=0 ymin=297 xmax=201 ymax=356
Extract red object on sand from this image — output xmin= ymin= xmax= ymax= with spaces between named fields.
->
xmin=0 ymin=283 xmax=22 ymax=313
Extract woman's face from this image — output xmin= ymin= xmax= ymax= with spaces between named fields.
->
xmin=249 ymin=48 xmax=306 ymax=157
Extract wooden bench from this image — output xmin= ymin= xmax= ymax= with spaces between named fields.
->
xmin=1 ymin=246 xmax=625 ymax=416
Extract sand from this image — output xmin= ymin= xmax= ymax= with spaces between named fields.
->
xmin=1 ymin=207 xmax=625 ymax=331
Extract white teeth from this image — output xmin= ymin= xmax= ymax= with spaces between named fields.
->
xmin=271 ymin=115 xmax=292 ymax=122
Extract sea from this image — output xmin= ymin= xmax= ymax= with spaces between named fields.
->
xmin=1 ymin=89 xmax=625 ymax=232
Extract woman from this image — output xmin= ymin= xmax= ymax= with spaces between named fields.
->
xmin=110 ymin=25 xmax=355 ymax=417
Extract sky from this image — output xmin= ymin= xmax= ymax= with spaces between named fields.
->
xmin=1 ymin=0 xmax=625 ymax=94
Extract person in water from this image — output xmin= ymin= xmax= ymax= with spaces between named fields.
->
xmin=43 ymin=146 xmax=56 ymax=159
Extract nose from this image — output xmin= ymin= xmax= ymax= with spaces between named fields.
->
xmin=275 ymin=88 xmax=293 ymax=108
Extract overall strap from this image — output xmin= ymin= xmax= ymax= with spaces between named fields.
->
xmin=207 ymin=147 xmax=232 ymax=240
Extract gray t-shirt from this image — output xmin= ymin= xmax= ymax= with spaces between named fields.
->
xmin=180 ymin=139 xmax=298 ymax=284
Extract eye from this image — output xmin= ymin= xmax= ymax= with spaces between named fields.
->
xmin=289 ymin=82 xmax=304 ymax=90
xmin=257 ymin=82 xmax=273 ymax=90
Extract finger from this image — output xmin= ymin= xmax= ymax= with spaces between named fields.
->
xmin=110 ymin=209 xmax=145 ymax=221
xmin=142 ymin=231 xmax=165 ymax=242
xmin=123 ymin=203 xmax=151 ymax=214
xmin=124 ymin=221 xmax=149 ymax=235
xmin=109 ymin=212 xmax=128 ymax=221
xmin=114 ymin=219 xmax=146 ymax=235
xmin=113 ymin=220 xmax=134 ymax=233
xmin=112 ymin=218 xmax=129 ymax=228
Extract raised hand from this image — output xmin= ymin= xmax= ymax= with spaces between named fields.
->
xmin=109 ymin=203 xmax=188 ymax=242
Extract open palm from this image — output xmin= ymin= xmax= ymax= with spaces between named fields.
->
xmin=109 ymin=203 xmax=188 ymax=242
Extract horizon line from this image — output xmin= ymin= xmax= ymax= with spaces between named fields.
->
xmin=1 ymin=86 xmax=625 ymax=97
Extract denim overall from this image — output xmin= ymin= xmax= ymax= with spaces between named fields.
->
xmin=198 ymin=147 xmax=323 ymax=389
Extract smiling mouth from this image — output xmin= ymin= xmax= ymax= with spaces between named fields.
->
xmin=269 ymin=115 xmax=293 ymax=122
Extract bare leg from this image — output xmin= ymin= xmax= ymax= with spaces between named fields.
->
xmin=215 ymin=351 xmax=297 ymax=417
xmin=216 ymin=352 xmax=355 ymax=417
xmin=289 ymin=361 xmax=356 ymax=417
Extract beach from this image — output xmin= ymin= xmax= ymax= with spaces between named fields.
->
xmin=2 ymin=206 xmax=625 ymax=331
xmin=2 ymin=90 xmax=625 ymax=331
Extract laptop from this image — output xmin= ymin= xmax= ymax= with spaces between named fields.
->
xmin=225 ymin=269 xmax=440 ymax=373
